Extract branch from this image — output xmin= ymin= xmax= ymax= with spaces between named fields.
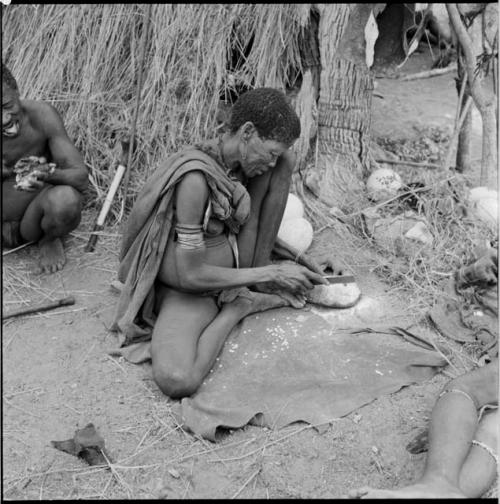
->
xmin=399 ymin=64 xmax=457 ymax=81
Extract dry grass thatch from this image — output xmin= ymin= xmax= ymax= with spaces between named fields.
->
xmin=2 ymin=3 xmax=309 ymax=218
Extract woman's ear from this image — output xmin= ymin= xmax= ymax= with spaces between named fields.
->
xmin=240 ymin=121 xmax=257 ymax=141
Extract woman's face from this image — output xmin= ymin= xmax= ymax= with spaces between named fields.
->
xmin=239 ymin=124 xmax=290 ymax=178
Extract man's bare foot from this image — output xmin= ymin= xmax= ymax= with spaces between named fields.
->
xmin=347 ymin=478 xmax=466 ymax=499
xmin=37 ymin=236 xmax=65 ymax=274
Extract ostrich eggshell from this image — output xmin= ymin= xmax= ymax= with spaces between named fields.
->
xmin=277 ymin=217 xmax=313 ymax=254
xmin=366 ymin=168 xmax=402 ymax=201
xmin=281 ymin=193 xmax=304 ymax=222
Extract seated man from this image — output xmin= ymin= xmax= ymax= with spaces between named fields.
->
xmin=349 ymin=358 xmax=498 ymax=499
xmin=2 ymin=62 xmax=88 ymax=273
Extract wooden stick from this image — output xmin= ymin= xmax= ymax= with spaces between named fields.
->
xmin=121 ymin=4 xmax=152 ymax=216
xmin=399 ymin=63 xmax=457 ymax=81
xmin=375 ymin=158 xmax=441 ymax=169
xmin=3 ymin=296 xmax=75 ymax=320
xmin=2 ymin=241 xmax=35 ymax=256
xmin=443 ymin=95 xmax=473 ymax=170
xmin=85 ymin=163 xmax=127 ymax=252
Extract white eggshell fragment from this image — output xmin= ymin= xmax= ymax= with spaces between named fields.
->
xmin=306 ymin=282 xmax=361 ymax=308
xmin=277 ymin=217 xmax=313 ymax=254
xmin=366 ymin=168 xmax=402 ymax=202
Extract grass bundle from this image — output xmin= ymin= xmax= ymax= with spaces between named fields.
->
xmin=2 ymin=4 xmax=309 ymax=222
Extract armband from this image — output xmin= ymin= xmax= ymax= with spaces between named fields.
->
xmin=175 ymin=223 xmax=205 ymax=250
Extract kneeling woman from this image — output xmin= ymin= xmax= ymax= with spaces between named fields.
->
xmin=113 ymin=88 xmax=327 ymax=398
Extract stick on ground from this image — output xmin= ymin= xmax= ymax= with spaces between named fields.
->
xmin=3 ymin=296 xmax=76 ymax=320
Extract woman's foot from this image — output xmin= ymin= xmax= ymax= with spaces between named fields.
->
xmin=347 ymin=477 xmax=466 ymax=499
xmin=221 ymin=289 xmax=291 ymax=319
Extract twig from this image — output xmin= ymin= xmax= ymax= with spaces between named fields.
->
xmin=375 ymin=158 xmax=441 ymax=169
xmin=2 ymin=241 xmax=35 ymax=256
xmin=209 ymin=422 xmax=326 ymax=463
xmin=100 ymin=449 xmax=133 ymax=497
xmin=106 ymin=354 xmax=128 ymax=374
xmin=3 ymin=397 xmax=41 ymax=418
xmin=63 ymin=404 xmax=83 ymax=415
xmin=74 ymin=341 xmax=98 ymax=370
xmin=399 ymin=63 xmax=457 ymax=81
xmin=162 ymin=436 xmax=258 ymax=467
xmin=39 ymin=460 xmax=55 ymax=500
xmin=3 ymin=387 xmax=43 ymax=399
xmin=231 ymin=467 xmax=261 ymax=499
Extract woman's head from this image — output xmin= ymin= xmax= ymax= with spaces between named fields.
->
xmin=228 ymin=88 xmax=300 ymax=177
xmin=229 ymin=88 xmax=300 ymax=145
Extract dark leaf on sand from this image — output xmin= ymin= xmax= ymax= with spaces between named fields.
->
xmin=51 ymin=423 xmax=110 ymax=466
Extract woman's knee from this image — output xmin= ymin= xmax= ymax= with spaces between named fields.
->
xmin=152 ymin=362 xmax=200 ymax=399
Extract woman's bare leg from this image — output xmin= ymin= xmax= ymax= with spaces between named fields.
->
xmin=152 ymin=286 xmax=289 ymax=399
xmin=348 ymin=360 xmax=498 ymax=499
xmin=458 ymin=409 xmax=498 ymax=497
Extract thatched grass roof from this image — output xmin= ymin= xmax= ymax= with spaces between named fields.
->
xmin=2 ymin=4 xmax=311 ymax=203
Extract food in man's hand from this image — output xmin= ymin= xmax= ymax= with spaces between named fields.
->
xmin=14 ymin=156 xmax=56 ymax=191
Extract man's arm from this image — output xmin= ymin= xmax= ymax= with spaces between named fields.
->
xmin=36 ymin=103 xmax=88 ymax=193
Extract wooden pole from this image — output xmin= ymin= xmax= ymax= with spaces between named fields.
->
xmin=121 ymin=4 xmax=153 ymax=218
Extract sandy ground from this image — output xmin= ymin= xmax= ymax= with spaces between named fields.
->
xmin=2 ymin=49 xmax=497 ymax=499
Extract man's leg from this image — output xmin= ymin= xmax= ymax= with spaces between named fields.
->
xmin=348 ymin=360 xmax=498 ymax=499
xmin=152 ymin=286 xmax=289 ymax=399
xmin=19 ymin=185 xmax=82 ymax=273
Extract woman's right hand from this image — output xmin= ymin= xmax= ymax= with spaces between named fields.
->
xmin=268 ymin=263 xmax=328 ymax=294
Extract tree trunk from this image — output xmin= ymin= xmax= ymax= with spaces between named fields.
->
xmin=303 ymin=4 xmax=382 ymax=210
xmin=447 ymin=3 xmax=498 ymax=187
xmin=455 ymin=58 xmax=473 ymax=173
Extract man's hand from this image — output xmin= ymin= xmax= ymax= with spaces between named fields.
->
xmin=14 ymin=156 xmax=56 ymax=191
xmin=31 ymin=162 xmax=56 ymax=182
